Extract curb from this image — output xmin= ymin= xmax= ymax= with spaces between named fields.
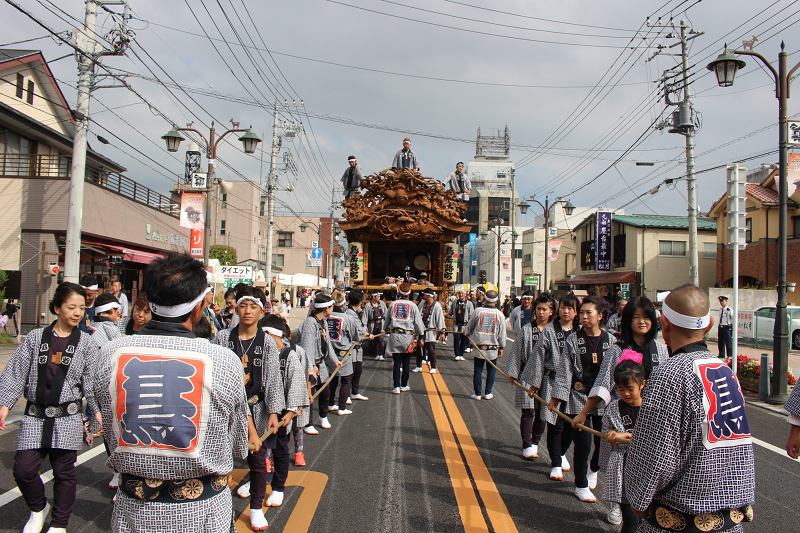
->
xmin=744 ymin=391 xmax=789 ymax=416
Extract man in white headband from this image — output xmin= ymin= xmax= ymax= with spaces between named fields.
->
xmin=392 ymin=137 xmax=419 ymax=171
xmin=509 ymin=290 xmax=534 ymax=337
xmin=341 ymin=155 xmax=363 ymax=199
xmin=383 ymin=282 xmax=425 ymax=395
xmin=92 ymin=252 xmax=254 ymax=533
xmin=90 ymin=292 xmax=123 ymax=349
xmin=78 ymin=274 xmax=99 ymax=334
xmin=465 ymin=290 xmax=507 ymax=401
xmin=624 ymin=285 xmax=755 ymax=529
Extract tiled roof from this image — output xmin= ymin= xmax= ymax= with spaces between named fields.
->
xmin=746 ymin=183 xmax=780 ymax=204
xmin=599 ymin=214 xmax=717 ymax=231
xmin=0 ymin=49 xmax=39 ymax=63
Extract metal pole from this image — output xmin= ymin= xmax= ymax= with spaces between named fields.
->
xmin=63 ymin=0 xmax=97 ymax=283
xmin=328 ymin=188 xmax=335 ymax=289
xmin=544 ymin=196 xmax=550 ymax=293
xmin=37 ymin=242 xmax=45 ymax=328
xmin=681 ymin=20 xmax=699 ymax=287
xmin=496 ymin=227 xmax=501 ymax=290
xmin=767 ymin=44 xmax=790 ymax=404
xmin=204 ymin=124 xmax=216 ymax=265
xmin=264 ymin=98 xmax=280 ymax=294
xmin=510 ymin=168 xmax=516 ymax=294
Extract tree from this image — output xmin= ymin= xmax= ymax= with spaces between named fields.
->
xmin=209 ymin=245 xmax=237 ymax=265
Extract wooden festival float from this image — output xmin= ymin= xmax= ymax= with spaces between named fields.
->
xmin=340 ymin=167 xmax=471 ymax=303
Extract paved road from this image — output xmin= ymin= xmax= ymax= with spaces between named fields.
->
xmin=0 ymin=333 xmax=798 ymax=532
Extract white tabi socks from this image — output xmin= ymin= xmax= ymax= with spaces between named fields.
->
xmin=250 ymin=508 xmax=269 ymax=531
xmin=22 ymin=503 xmax=50 ymax=533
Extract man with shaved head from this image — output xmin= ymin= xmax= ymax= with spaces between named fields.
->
xmin=624 ymin=285 xmax=755 ymax=532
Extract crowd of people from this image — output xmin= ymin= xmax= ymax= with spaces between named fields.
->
xmin=0 ymin=249 xmax=777 ymax=533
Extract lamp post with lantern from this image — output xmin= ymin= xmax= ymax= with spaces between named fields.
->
xmin=707 ymin=43 xmax=800 ymax=403
xmin=161 ymin=122 xmax=261 ymax=265
xmin=517 ymin=195 xmax=575 ymax=293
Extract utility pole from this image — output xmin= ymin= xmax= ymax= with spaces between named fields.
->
xmin=64 ymin=0 xmax=131 ymax=282
xmin=327 ymin=187 xmax=337 ymax=289
xmin=681 ymin=20 xmax=699 ymax=287
xmin=263 ymin=97 xmax=302 ymax=295
xmin=543 ymin=196 xmax=550 ymax=293
xmin=510 ymin=168 xmax=516 ymax=295
xmin=264 ymin=98 xmax=280 ymax=295
xmin=651 ymin=18 xmax=704 ymax=286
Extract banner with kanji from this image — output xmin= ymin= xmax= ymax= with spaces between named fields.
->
xmin=180 ymin=193 xmax=206 ymax=230
xmin=548 ymin=239 xmax=563 ymax=262
xmin=595 ymin=211 xmax=612 ymax=271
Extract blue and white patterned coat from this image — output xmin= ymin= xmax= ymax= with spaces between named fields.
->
xmin=504 ymin=323 xmax=544 ymax=409
xmin=0 ymin=327 xmax=99 ymax=451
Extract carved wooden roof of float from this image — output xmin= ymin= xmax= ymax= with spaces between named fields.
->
xmin=340 ymin=167 xmax=470 ymax=243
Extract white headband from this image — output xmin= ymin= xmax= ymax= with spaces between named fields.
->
xmin=315 ymin=300 xmax=335 ymax=309
xmin=149 ymin=287 xmax=211 ymax=318
xmin=94 ymin=302 xmax=120 ymax=313
xmin=236 ymin=296 xmax=264 ymax=310
xmin=81 ymin=285 xmax=98 ymax=291
xmin=398 ymin=289 xmax=411 ymax=296
xmin=484 ymin=296 xmax=499 ymax=303
xmin=262 ymin=326 xmax=284 ymax=337
xmin=661 ymin=301 xmax=711 ymax=330
xmin=521 ymin=295 xmax=533 ymax=300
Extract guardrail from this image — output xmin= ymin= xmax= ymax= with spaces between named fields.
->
xmin=0 ymin=154 xmax=179 ymax=218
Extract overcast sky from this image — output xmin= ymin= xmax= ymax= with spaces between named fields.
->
xmin=4 ymin=0 xmax=798 ymax=227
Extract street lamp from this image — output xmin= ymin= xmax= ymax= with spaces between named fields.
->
xmin=481 ymin=219 xmax=514 ymax=291
xmin=160 ymin=121 xmax=261 ymax=265
xmin=299 ymin=220 xmax=323 ymax=285
xmin=518 ymin=195 xmax=574 ymax=293
xmin=708 ymin=42 xmax=800 ymax=404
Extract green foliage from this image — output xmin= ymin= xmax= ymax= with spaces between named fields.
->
xmin=209 ymin=245 xmax=237 ymax=265
xmin=0 ymin=333 xmax=13 ymax=344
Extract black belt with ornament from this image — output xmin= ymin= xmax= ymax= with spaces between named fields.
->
xmin=388 ymin=328 xmax=414 ymax=335
xmin=647 ymin=502 xmax=753 ymax=532
xmin=120 ymin=473 xmax=229 ymax=503
xmin=478 ymin=345 xmax=499 ymax=350
xmin=25 ymin=400 xmax=82 ymax=419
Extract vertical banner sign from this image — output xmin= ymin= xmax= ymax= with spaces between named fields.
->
xmin=595 ymin=211 xmax=612 ymax=271
xmin=788 ymin=152 xmax=800 ymax=197
xmin=180 ymin=193 xmax=206 ymax=230
xmin=444 ymin=243 xmax=458 ymax=283
xmin=349 ymin=242 xmax=364 ymax=282
xmin=548 ymin=239 xmax=563 ymax=262
xmin=500 ymin=257 xmax=511 ymax=272
xmin=469 ymin=233 xmax=477 ymax=276
xmin=190 ymin=229 xmax=203 ymax=258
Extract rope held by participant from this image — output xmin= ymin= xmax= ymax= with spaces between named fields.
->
xmin=425 ymin=327 xmax=631 ymax=445
xmin=247 ymin=332 xmax=386 ymax=451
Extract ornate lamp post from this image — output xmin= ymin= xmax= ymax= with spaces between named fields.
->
xmin=708 ymin=43 xmax=800 ymax=404
xmin=518 ymin=196 xmax=575 ymax=293
xmin=161 ymin=122 xmax=261 ymax=264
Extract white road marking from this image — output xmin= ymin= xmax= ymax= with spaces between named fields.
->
xmin=0 ymin=444 xmax=107 ymax=508
xmin=752 ymin=436 xmax=800 ymax=461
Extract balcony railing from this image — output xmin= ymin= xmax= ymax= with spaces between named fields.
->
xmin=0 ymin=154 xmax=179 ymax=218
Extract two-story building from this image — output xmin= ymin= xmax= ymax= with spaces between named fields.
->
xmin=708 ymin=165 xmax=800 ymax=304
xmin=567 ymin=214 xmax=717 ymax=302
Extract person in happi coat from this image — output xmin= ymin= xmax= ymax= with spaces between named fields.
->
xmin=364 ymin=291 xmax=387 ymax=361
xmin=325 ymin=291 xmax=361 ymax=415
xmin=550 ymin=296 xmax=613 ymax=503
xmin=445 ymin=162 xmax=471 ymax=206
xmin=605 ymin=298 xmax=628 ymax=338
xmin=600 ymin=355 xmax=646 ymax=530
xmin=465 ymin=290 xmax=507 ymax=401
xmin=509 ymin=291 xmax=535 ymax=337
xmin=93 ymin=252 xmax=257 ymax=533
xmin=258 ymin=314 xmax=308 ymax=509
xmin=78 ymin=275 xmax=99 ymax=334
xmin=91 ymin=293 xmax=124 ymax=349
xmin=0 ymin=282 xmax=101 ymax=533
xmin=297 ymin=293 xmax=342 ymax=431
xmin=391 ymin=137 xmax=419 ymax=171
xmin=448 ymin=289 xmax=474 ymax=361
xmin=522 ymin=293 xmax=581 ymax=481
xmin=347 ymin=290 xmax=371 ymax=401
xmin=212 ymin=285 xmax=284 ymax=531
xmin=572 ymin=296 xmax=669 ymax=426
xmin=341 ymin=155 xmax=364 ymax=199
xmin=625 ymin=285 xmax=755 ymax=533
xmin=505 ymin=293 xmax=554 ymax=460
xmin=383 ymin=282 xmax=425 ymax=395
xmin=413 ymin=288 xmax=445 ymax=374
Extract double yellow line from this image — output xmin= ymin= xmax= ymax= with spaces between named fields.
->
xmin=422 ymin=370 xmax=519 ymax=533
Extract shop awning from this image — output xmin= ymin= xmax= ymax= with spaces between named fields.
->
xmin=83 ymin=241 xmax=165 ymax=265
xmin=567 ymin=271 xmax=636 ymax=285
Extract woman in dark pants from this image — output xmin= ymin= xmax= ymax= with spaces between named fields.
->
xmin=0 ymin=283 xmax=101 ymax=533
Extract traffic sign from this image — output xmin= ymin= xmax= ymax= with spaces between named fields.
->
xmin=619 ymin=283 xmax=630 ymax=299
xmin=310 ymin=247 xmax=323 ymax=267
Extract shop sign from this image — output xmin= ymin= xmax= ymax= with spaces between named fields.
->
xmin=619 ymin=283 xmax=630 ymax=299
xmin=190 ymin=229 xmax=203 ymax=258
xmin=524 ymin=276 xmax=537 ymax=286
xmin=595 ymin=211 xmax=612 ymax=272
xmin=738 ymin=311 xmax=753 ymax=338
xmin=220 ymin=265 xmax=254 ymax=288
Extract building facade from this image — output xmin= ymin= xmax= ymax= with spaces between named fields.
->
xmin=568 ymin=214 xmax=717 ymax=303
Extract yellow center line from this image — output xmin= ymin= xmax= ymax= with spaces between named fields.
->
xmin=423 ymin=370 xmax=519 ymax=533
xmin=423 ymin=370 xmax=490 ymax=533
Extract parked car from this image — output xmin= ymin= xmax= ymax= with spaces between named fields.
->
xmin=752 ymin=305 xmax=800 ymax=348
